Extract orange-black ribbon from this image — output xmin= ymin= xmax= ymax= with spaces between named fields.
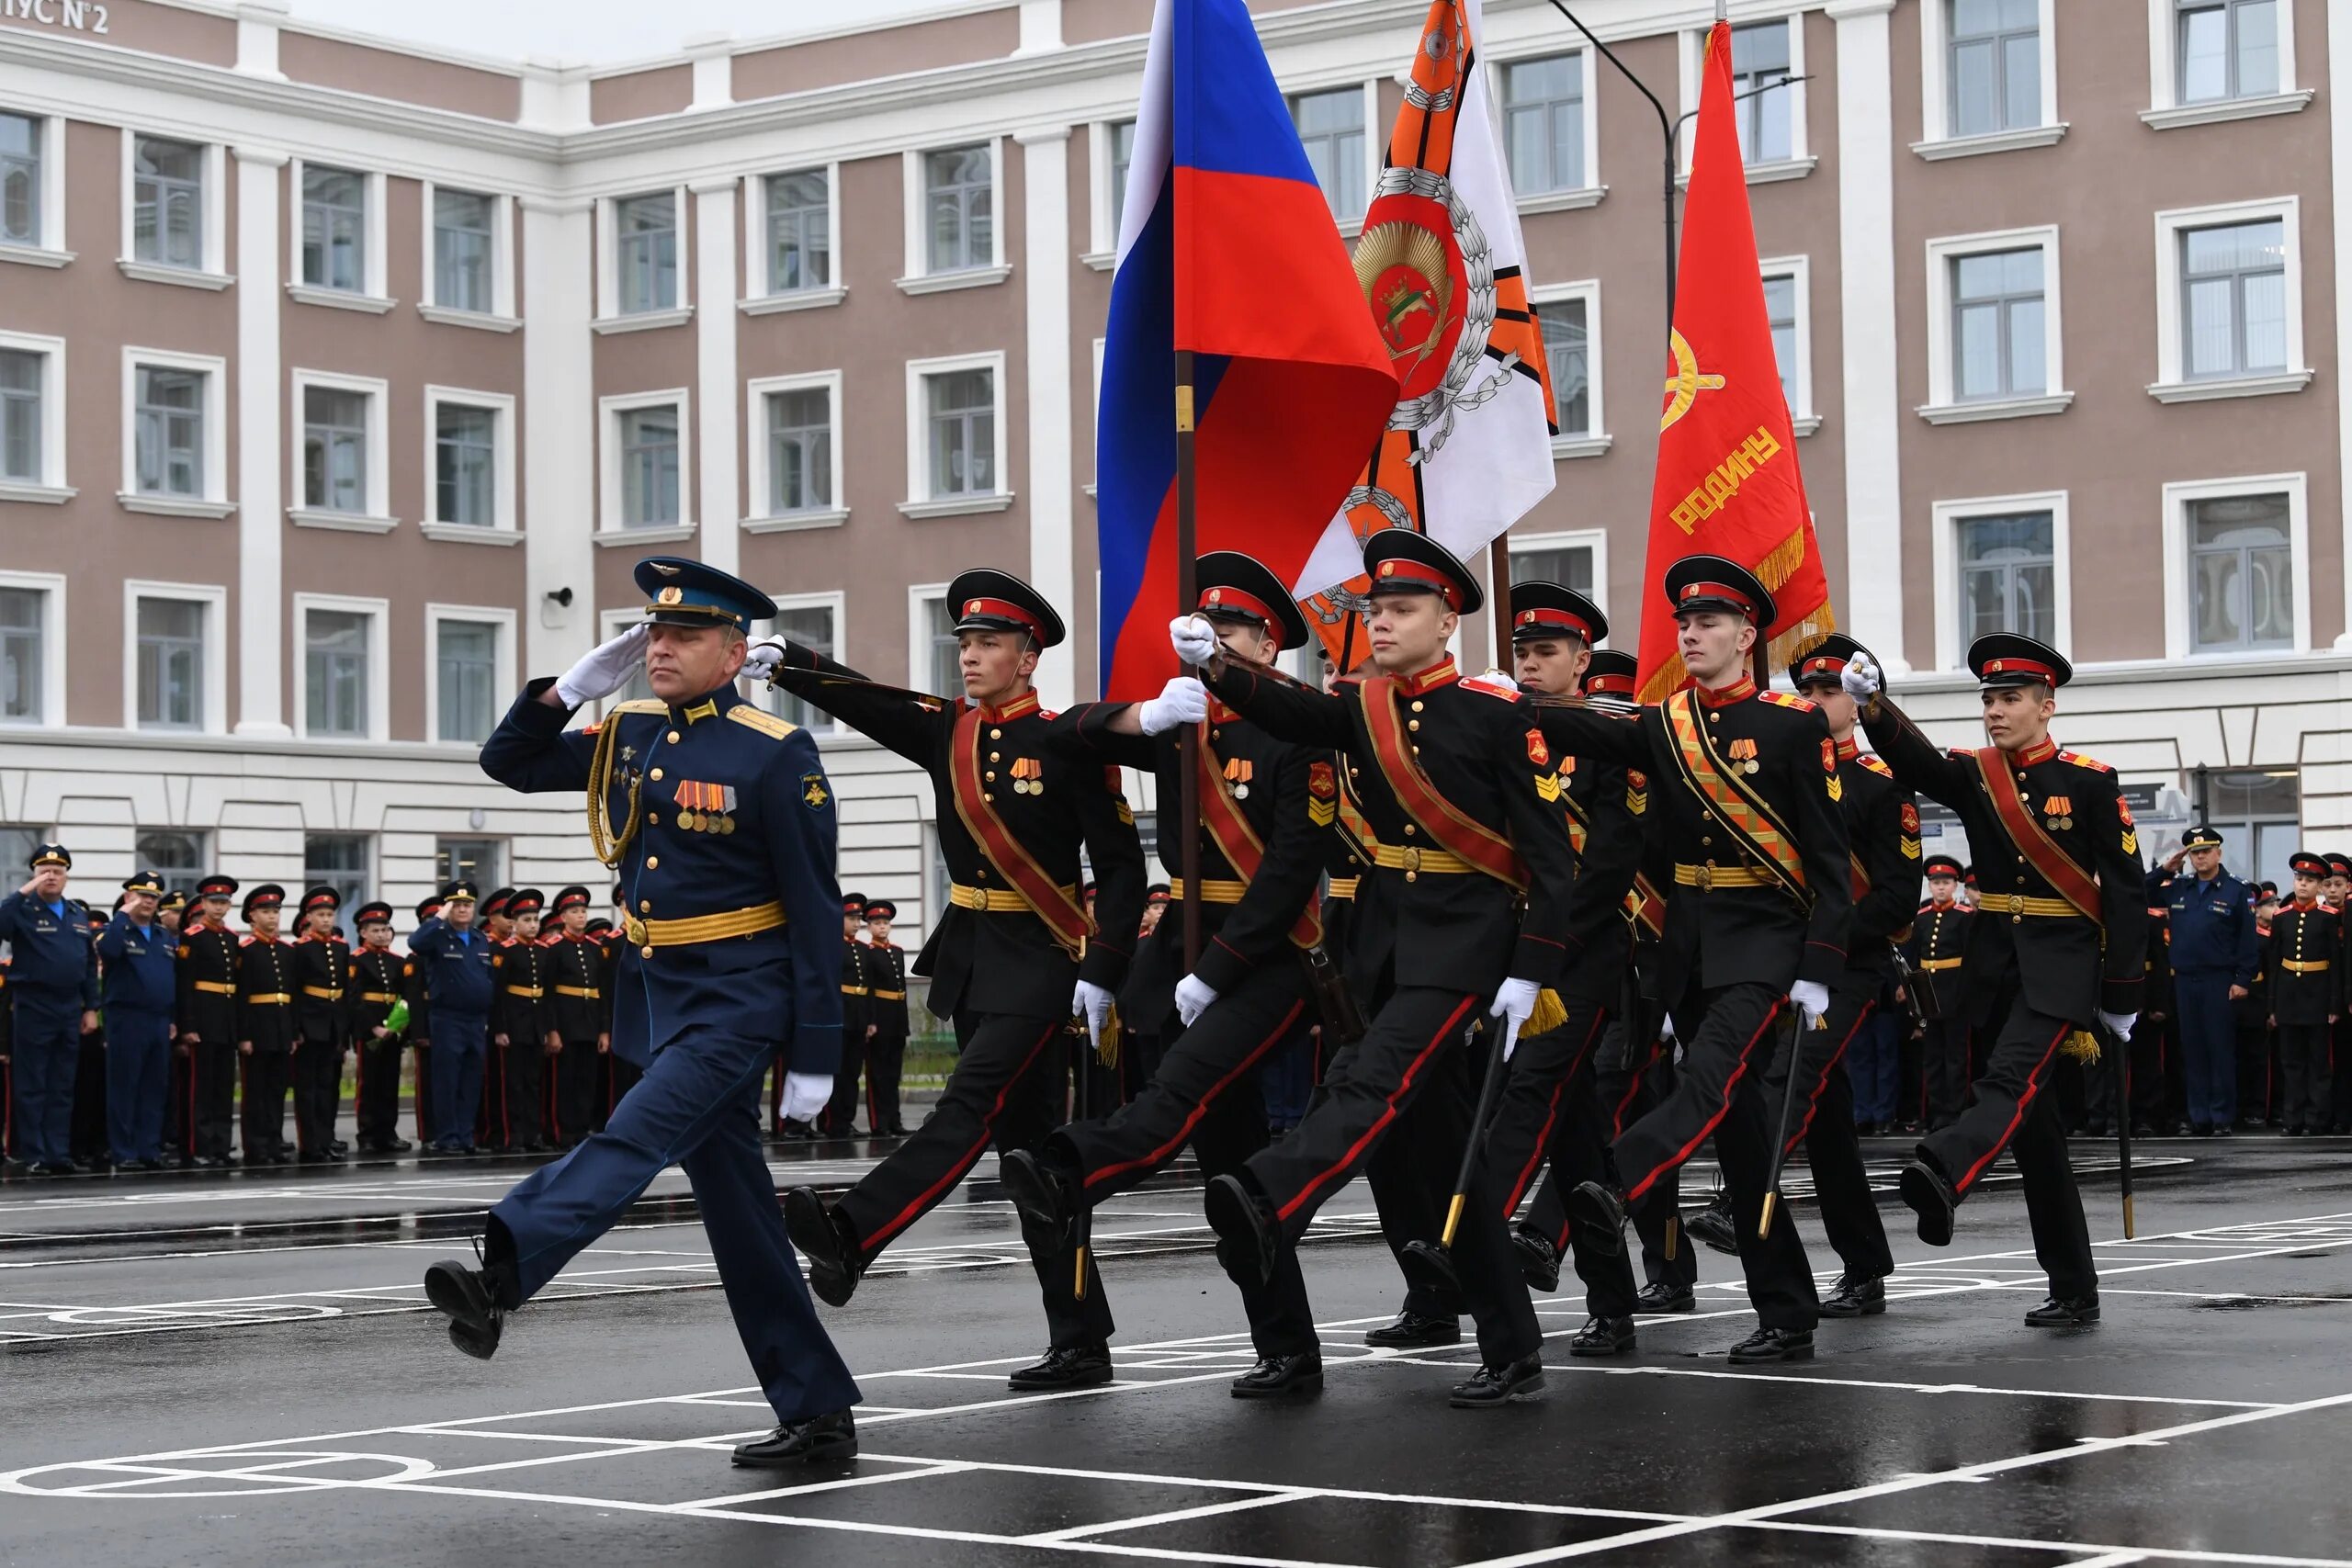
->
xmin=948 ymin=705 xmax=1093 ymax=957
xmin=1971 ymin=748 xmax=2100 ymax=923
xmin=1356 ymin=676 xmax=1528 ymax=890
xmin=1197 ymin=730 xmax=1322 ymax=950
xmin=1663 ymin=692 xmax=1809 ymax=905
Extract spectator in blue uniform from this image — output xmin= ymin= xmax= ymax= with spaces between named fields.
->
xmin=409 ymin=884 xmax=495 ymax=1155
xmin=96 ymin=873 xmax=178 ymax=1170
xmin=2151 ymin=826 xmax=2261 ymax=1135
xmin=0 ymin=844 xmax=98 ymax=1176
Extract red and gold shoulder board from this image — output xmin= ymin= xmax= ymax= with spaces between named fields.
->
xmin=1858 ymin=753 xmax=1894 ymax=778
xmin=1525 ymin=728 xmax=1549 ymax=766
xmin=1759 ymin=691 xmax=1817 ymax=712
xmin=1461 ymin=673 xmax=1520 ymax=699
xmin=2059 ymin=750 xmax=2114 ymax=774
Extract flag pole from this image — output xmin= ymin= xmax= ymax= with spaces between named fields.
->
xmin=1487 ymin=538 xmax=1513 ymax=671
xmin=1175 ymin=348 xmax=1203 ymax=973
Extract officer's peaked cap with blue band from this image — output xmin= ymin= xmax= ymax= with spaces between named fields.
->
xmin=636 ymin=557 xmax=778 ymax=633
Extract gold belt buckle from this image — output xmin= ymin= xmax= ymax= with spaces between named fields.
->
xmin=624 ymin=915 xmax=649 ymax=946
xmin=1400 ymin=846 xmax=1421 ymax=874
xmin=2006 ymin=894 xmax=2026 ymax=916
xmin=1693 ymin=864 xmax=1713 ymax=891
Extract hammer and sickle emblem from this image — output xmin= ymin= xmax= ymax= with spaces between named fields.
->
xmin=1659 ymin=329 xmax=1728 ymax=433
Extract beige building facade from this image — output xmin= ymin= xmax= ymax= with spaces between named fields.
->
xmin=0 ymin=0 xmax=2346 ymax=931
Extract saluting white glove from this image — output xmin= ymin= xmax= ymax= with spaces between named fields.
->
xmin=1489 ymin=977 xmax=1538 ymax=1061
xmin=1139 ymin=676 xmax=1210 ymax=736
xmin=1073 ymin=979 xmax=1116 ymax=1054
xmin=1174 ymin=973 xmax=1218 ymax=1027
xmin=1840 ymin=649 xmax=1882 ymax=703
xmin=2098 ymin=1010 xmax=2140 ymax=1042
xmin=743 ymin=637 xmax=787 ymax=682
xmin=554 ymin=623 xmax=650 ymax=708
xmin=1788 ymin=979 xmax=1830 ymax=1030
xmin=782 ymin=1071 xmax=832 ymax=1122
xmin=1170 ymin=615 xmax=1219 ymax=667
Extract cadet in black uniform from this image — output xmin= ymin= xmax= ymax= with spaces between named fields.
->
xmin=348 ymin=902 xmax=412 ymax=1155
xmin=288 ymin=886 xmax=352 ymax=1162
xmin=1844 ymin=633 xmax=2145 ymax=1326
xmin=175 ymin=874 xmax=240 ymax=1167
xmin=544 ymin=886 xmax=606 ymax=1148
xmin=2268 ymin=852 xmax=2341 ymax=1134
xmin=1906 ymin=856 xmax=1972 ymax=1131
xmin=404 ymin=892 xmax=441 ymax=1148
xmin=767 ymin=568 xmax=1147 ymax=1390
xmin=491 ymin=889 xmax=553 ymax=1153
xmin=235 ymin=885 xmax=297 ymax=1165
xmin=819 ymin=895 xmax=870 ymax=1136
xmin=861 ymin=900 xmax=911 ymax=1136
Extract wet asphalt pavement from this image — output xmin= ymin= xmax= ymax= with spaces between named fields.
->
xmin=4 ymin=1133 xmax=2350 ymax=1567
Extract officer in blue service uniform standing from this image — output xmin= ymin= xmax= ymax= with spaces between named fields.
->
xmin=2153 ymin=826 xmax=2260 ymax=1135
xmin=409 ymin=885 xmax=496 ymax=1155
xmin=96 ymin=873 xmax=178 ymax=1170
xmin=424 ymin=556 xmax=859 ymax=1470
xmin=0 ymin=844 xmax=99 ymax=1176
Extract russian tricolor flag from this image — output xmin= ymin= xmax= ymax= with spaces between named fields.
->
xmin=1094 ymin=0 xmax=1397 ymax=702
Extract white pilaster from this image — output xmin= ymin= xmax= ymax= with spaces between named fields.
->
xmin=232 ymin=145 xmax=290 ymax=737
xmin=1015 ymin=126 xmax=1075 ymax=706
xmin=692 ymin=179 xmax=741 ymax=577
xmin=685 ymin=34 xmax=735 ymax=112
xmin=1826 ymin=0 xmax=1906 ymax=673
xmin=2330 ymin=5 xmax=2352 ymax=647
xmin=234 ymin=0 xmax=287 ymax=79
xmin=522 ymin=197 xmax=597 ymax=674
xmin=1015 ymin=0 xmax=1063 ymax=56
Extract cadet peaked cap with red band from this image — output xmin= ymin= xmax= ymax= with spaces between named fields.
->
xmin=1195 ymin=550 xmax=1310 ymax=651
xmin=354 ymin=901 xmax=394 ymax=928
xmin=842 ymin=892 xmax=867 ymax=916
xmin=2327 ymin=854 xmax=2352 ymax=880
xmin=2289 ymin=851 xmax=2330 ymax=879
xmin=946 ymin=568 xmax=1067 ymax=648
xmin=300 ymin=885 xmax=342 ymax=913
xmin=1967 ymin=632 xmax=2072 ymax=690
xmin=243 ymin=884 xmax=287 ymax=917
xmin=1361 ymin=528 xmax=1485 ymax=615
xmin=198 ymin=874 xmax=239 ymax=900
xmin=552 ymin=886 xmax=593 ymax=913
xmin=864 ymin=899 xmax=897 ymax=921
xmin=1924 ymin=855 xmax=1963 ymax=879
xmin=506 ymin=888 xmax=545 ymax=917
xmin=1581 ymin=649 xmax=1638 ymax=698
xmin=1510 ymin=581 xmax=1609 ymax=647
xmin=1789 ymin=632 xmax=1874 ymax=690
xmin=1662 ymin=555 xmax=1776 ymax=626
xmin=481 ymin=887 xmax=515 ymax=919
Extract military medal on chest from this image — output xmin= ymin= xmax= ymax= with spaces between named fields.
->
xmin=1223 ymin=755 xmax=1254 ymax=800
xmin=677 ymin=779 xmax=739 ymax=834
xmin=2043 ymin=793 xmax=2074 ymax=831
xmin=1011 ymin=757 xmax=1045 ymax=795
xmin=1728 ymin=736 xmax=1761 ymax=775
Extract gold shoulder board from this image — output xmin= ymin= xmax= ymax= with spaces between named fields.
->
xmin=728 ymin=705 xmax=799 ymax=740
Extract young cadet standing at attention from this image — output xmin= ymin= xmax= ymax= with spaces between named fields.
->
xmin=820 ymin=894 xmax=871 ymax=1137
xmin=347 ymin=902 xmax=413 ymax=1156
xmin=175 ymin=874 xmax=241 ymax=1168
xmin=860 ymin=899 xmax=911 ymax=1137
xmin=288 ymin=886 xmax=353 ymax=1163
xmin=1906 ymin=855 xmax=1973 ymax=1133
xmin=543 ymin=886 xmax=607 ymax=1149
xmin=234 ymin=885 xmax=297 ymax=1167
xmin=96 ymin=873 xmax=177 ymax=1171
xmin=2267 ymin=852 xmax=2340 ymax=1135
xmin=491 ymin=890 xmax=554 ymax=1154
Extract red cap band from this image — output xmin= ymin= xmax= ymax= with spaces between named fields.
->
xmin=960 ymin=596 xmax=1047 ymax=641
xmin=1980 ymin=657 xmax=2057 ymax=683
xmin=1677 ymin=581 xmax=1758 ymax=617
xmin=1200 ymin=585 xmax=1279 ymax=627
xmin=1797 ymin=654 xmax=1848 ymax=680
xmin=1584 ymin=671 xmax=1636 ymax=695
xmin=1371 ymin=559 xmax=1461 ymax=609
xmin=1515 ymin=607 xmax=1594 ymax=640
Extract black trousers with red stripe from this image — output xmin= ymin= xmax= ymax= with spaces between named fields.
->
xmin=1616 ymin=982 xmax=1818 ymax=1332
xmin=835 ymin=1010 xmax=1111 ymax=1350
xmin=1485 ymin=1002 xmax=1639 ymax=1321
xmin=1917 ymin=988 xmax=2095 ymax=1301
xmin=1767 ymin=988 xmax=1893 ymax=1281
xmin=1050 ymin=962 xmax=1316 ymax=1358
xmin=356 ymin=1035 xmax=404 ymax=1145
xmin=188 ymin=1036 xmax=237 ymax=1160
xmin=1242 ymin=986 xmax=1540 ymax=1369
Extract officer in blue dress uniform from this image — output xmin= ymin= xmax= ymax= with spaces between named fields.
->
xmin=409 ymin=885 xmax=495 ymax=1155
xmin=0 ymin=844 xmax=99 ymax=1176
xmin=425 ymin=556 xmax=859 ymax=1469
xmin=96 ymin=873 xmax=178 ymax=1170
xmin=2151 ymin=826 xmax=2260 ymax=1135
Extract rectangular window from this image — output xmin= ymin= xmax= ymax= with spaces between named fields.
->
xmin=0 ymin=585 xmax=42 ymax=724
xmin=619 ymin=405 xmax=681 ymax=527
xmin=1763 ymin=273 xmax=1800 ymax=412
xmin=922 ymin=594 xmax=962 ymax=697
xmin=1291 ymin=89 xmax=1366 ymax=221
xmin=923 ymin=146 xmax=993 ymax=274
xmin=137 ymin=830 xmax=209 ymax=900
xmin=1 ymin=113 xmax=40 ymax=248
xmin=764 ymin=603 xmax=835 ymax=730
xmin=1508 ymin=544 xmax=1595 ymax=595
xmin=435 ymin=619 xmax=498 ymax=743
xmin=304 ymin=833 xmax=371 ymax=917
xmin=1730 ymin=22 xmax=1794 ymax=163
xmin=2182 ymin=219 xmax=2287 ymax=379
xmin=0 ymin=348 xmax=40 ymax=483
xmin=0 ymin=826 xmax=45 ymax=882
xmin=1957 ymin=511 xmax=2055 ymax=644
xmin=304 ymin=608 xmax=370 ymax=739
xmin=134 ymin=366 xmax=205 ymax=497
xmin=615 ymin=194 xmax=677 ymax=314
xmin=300 ymin=165 xmax=367 ymax=292
xmin=1109 ymin=120 xmax=1136 ymax=228
xmin=2177 ymin=0 xmax=2278 ymax=104
xmin=1540 ymin=298 xmax=1589 ymax=436
xmin=765 ymin=170 xmax=830 ymax=293
xmin=765 ymin=386 xmax=832 ymax=513
xmin=1948 ymin=0 xmax=2041 ymax=136
xmin=1500 ymin=53 xmax=1585 ymax=195
xmin=302 ymin=386 xmax=370 ymax=513
xmin=924 ymin=368 xmax=996 ymax=498
xmin=1951 ymin=247 xmax=2046 ymax=400
xmin=2188 ymin=491 xmax=2292 ymax=652
xmin=132 ymin=137 xmax=204 ymax=270
xmin=435 ymin=837 xmax=501 ymax=891
xmin=434 ymin=188 xmax=494 ymax=313
xmin=135 ymin=596 xmax=204 ymax=731
xmin=435 ymin=403 xmax=497 ymax=526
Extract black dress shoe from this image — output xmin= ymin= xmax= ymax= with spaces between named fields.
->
xmin=1363 ymin=1309 xmax=1461 ymax=1348
xmin=1898 ymin=1160 xmax=1957 ymax=1247
xmin=424 ymin=1258 xmax=515 ymax=1359
xmin=36 ymin=1161 xmax=76 ymax=1178
xmin=1007 ymin=1342 xmax=1114 ymax=1391
xmin=1511 ymin=1229 xmax=1561 ymax=1292
xmin=731 ymin=1408 xmax=856 ymax=1467
xmin=387 ymin=1136 xmax=414 ymax=1153
xmin=999 ymin=1148 xmax=1078 ymax=1250
xmin=1230 ymin=1349 xmax=1323 ymax=1398
xmin=2131 ymin=1122 xmax=2158 ymax=1138
xmin=2285 ymin=1124 xmax=2306 ymax=1136
xmin=1634 ymin=1280 xmax=1697 ymax=1314
xmin=1203 ymin=1173 xmax=1277 ymax=1289
xmin=1449 ymin=1353 xmax=1543 ymax=1407
xmin=1819 ymin=1272 xmax=1887 ymax=1318
xmin=1728 ymin=1325 xmax=1814 ymax=1363
xmin=189 ymin=1154 xmax=222 ymax=1168
xmin=783 ymin=1187 xmax=864 ymax=1307
xmin=1566 ymin=1180 xmax=1627 ymax=1257
xmin=1570 ymin=1315 xmax=1637 ymax=1357
xmin=2024 ymin=1294 xmax=2100 ymax=1326
xmin=1684 ymin=1198 xmax=1738 ymax=1257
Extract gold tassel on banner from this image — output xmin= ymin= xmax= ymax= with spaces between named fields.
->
xmin=1095 ymin=1005 xmax=1122 ymax=1068
xmin=1527 ymin=987 xmax=1569 ymax=1037
xmin=2061 ymin=1029 xmax=2101 ymax=1066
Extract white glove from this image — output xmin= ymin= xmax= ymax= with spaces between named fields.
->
xmin=1174 ymin=973 xmax=1218 ymax=1027
xmin=1788 ymin=979 xmax=1830 ymax=1029
xmin=1477 ymin=668 xmax=1521 ymax=693
xmin=554 ymin=623 xmax=650 ymax=708
xmin=1170 ymin=614 xmax=1219 ymax=667
xmin=1488 ymin=977 xmax=1538 ymax=1062
xmin=1840 ymin=649 xmax=1882 ymax=703
xmin=1073 ymin=978 xmax=1115 ymax=1054
xmin=2098 ymin=1010 xmax=2139 ymax=1042
xmin=1657 ymin=1012 xmax=1677 ymax=1045
xmin=1138 ymin=676 xmax=1210 ymax=736
xmin=743 ymin=637 xmax=786 ymax=682
xmin=782 ymin=1071 xmax=831 ymax=1122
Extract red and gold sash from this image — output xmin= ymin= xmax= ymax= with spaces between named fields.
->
xmin=1971 ymin=747 xmax=2100 ymax=923
xmin=1849 ymin=852 xmax=1871 ymax=902
xmin=1356 ymin=676 xmax=1528 ymax=890
xmin=1628 ymin=871 xmax=1667 ymax=938
xmin=1663 ymin=691 xmax=1808 ymax=905
xmin=1198 ymin=731 xmax=1323 ymax=950
xmin=948 ymin=704 xmax=1094 ymax=957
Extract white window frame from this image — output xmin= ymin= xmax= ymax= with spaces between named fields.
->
xmin=0 ymin=568 xmax=65 ymax=728
xmin=1086 ymin=335 xmax=1106 ymax=496
xmin=418 ymin=182 xmax=518 ymax=329
xmin=901 ymin=350 xmax=1012 ymax=518
xmin=1488 ymin=45 xmax=1606 ymax=213
xmin=116 ymin=130 xmax=229 ymax=287
xmin=1528 ymin=279 xmax=1609 ymax=458
xmin=0 ymin=113 xmax=70 ymax=266
xmin=745 ymin=368 xmax=848 ymax=532
xmin=1929 ymin=490 xmax=2072 ymax=673
xmin=289 ymin=367 xmax=394 ymax=531
xmin=594 ymin=187 xmax=692 ymax=330
xmin=421 ymin=385 xmax=518 ymax=539
xmin=751 ymin=589 xmax=847 ymax=736
xmin=1758 ymin=255 xmax=1818 ymax=434
xmin=1918 ymin=225 xmax=2071 ymax=423
xmin=594 ymin=606 xmax=657 ymax=718
xmin=907 ymin=581 xmax=955 ymax=700
xmin=285 ymin=157 xmax=391 ymax=312
xmin=0 ymin=329 xmax=70 ymax=502
xmin=292 ymin=591 xmax=390 ymax=744
xmin=741 ymin=164 xmax=845 ymax=313
xmin=119 ymin=344 xmax=231 ymax=516
xmin=596 ymin=387 xmax=695 ymax=542
xmin=424 ymin=603 xmax=517 ymax=747
xmin=898 ymin=138 xmax=1010 ymax=293
xmin=1915 ymin=0 xmax=2065 ymax=159
xmin=2151 ymin=195 xmax=2310 ymax=402
xmin=120 ymin=579 xmax=227 ymax=736
xmin=1083 ymin=119 xmax=1134 ymax=265
xmin=1505 ymin=528 xmax=1611 ymax=623
xmin=2143 ymin=0 xmax=2309 ymax=128
xmin=1282 ymin=80 xmax=1381 ymax=236
xmin=2161 ymin=471 xmax=2310 ymax=660
xmin=1678 ymin=16 xmax=1813 ymax=181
